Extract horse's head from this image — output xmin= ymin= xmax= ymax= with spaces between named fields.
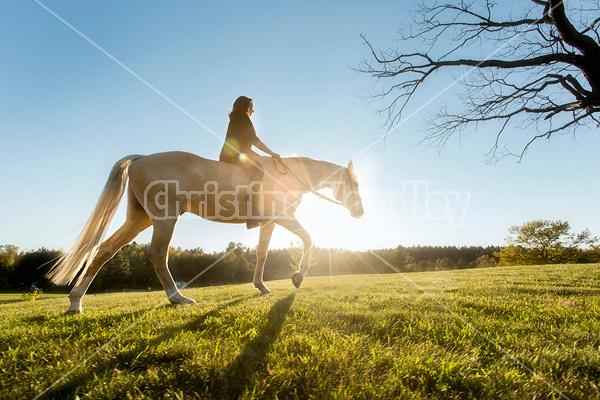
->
xmin=332 ymin=160 xmax=364 ymax=219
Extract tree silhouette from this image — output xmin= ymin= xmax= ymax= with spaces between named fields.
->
xmin=359 ymin=0 xmax=600 ymax=161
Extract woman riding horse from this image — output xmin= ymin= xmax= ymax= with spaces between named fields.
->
xmin=218 ymin=96 xmax=281 ymax=229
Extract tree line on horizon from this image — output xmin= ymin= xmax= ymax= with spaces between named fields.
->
xmin=1 ymin=220 xmax=598 ymax=292
xmin=0 ymin=242 xmax=502 ymax=292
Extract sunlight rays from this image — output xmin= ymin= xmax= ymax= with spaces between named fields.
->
xmin=355 ymin=251 xmax=379 ymax=275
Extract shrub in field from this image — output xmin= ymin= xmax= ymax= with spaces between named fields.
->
xmin=22 ymin=288 xmax=42 ymax=302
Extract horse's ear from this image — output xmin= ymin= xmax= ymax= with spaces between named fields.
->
xmin=347 ymin=160 xmax=358 ymax=183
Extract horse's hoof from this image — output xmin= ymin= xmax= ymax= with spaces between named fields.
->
xmin=170 ymin=296 xmax=196 ymax=305
xmin=254 ymin=283 xmax=271 ymax=295
xmin=64 ymin=308 xmax=82 ymax=315
xmin=292 ymin=272 xmax=303 ymax=288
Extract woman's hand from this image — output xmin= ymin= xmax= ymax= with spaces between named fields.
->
xmin=254 ymin=139 xmax=281 ymax=161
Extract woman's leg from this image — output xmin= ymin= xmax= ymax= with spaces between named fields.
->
xmin=246 ymin=161 xmax=264 ymax=229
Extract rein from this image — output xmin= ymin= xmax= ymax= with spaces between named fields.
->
xmin=273 ymin=158 xmax=344 ymax=206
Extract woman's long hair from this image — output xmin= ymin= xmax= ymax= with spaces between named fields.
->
xmin=229 ymin=96 xmax=253 ymax=119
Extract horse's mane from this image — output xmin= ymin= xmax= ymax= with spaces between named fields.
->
xmin=259 ymin=156 xmax=343 ymax=171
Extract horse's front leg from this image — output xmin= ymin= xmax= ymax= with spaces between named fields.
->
xmin=254 ymin=220 xmax=275 ymax=294
xmin=275 ymin=217 xmax=312 ymax=288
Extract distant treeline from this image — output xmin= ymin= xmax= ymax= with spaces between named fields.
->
xmin=3 ymin=240 xmax=597 ymax=292
xmin=4 ymin=220 xmax=596 ymax=292
xmin=1 ymin=242 xmax=504 ymax=292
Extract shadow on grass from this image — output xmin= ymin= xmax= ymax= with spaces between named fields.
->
xmin=42 ymin=295 xmax=254 ymax=399
xmin=0 ymin=298 xmax=23 ymax=305
xmin=507 ymin=286 xmax=600 ymax=296
xmin=125 ymin=292 xmax=297 ymax=399
xmin=0 ymin=294 xmax=66 ymax=305
xmin=219 ymin=293 xmax=296 ymax=398
xmin=23 ymin=305 xmax=173 ymax=328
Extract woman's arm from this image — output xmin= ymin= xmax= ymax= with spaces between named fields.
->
xmin=254 ymin=139 xmax=281 ymax=160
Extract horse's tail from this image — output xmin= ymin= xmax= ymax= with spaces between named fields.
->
xmin=47 ymin=154 xmax=144 ymax=286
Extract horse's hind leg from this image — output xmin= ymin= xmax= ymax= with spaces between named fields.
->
xmin=254 ymin=220 xmax=275 ymax=295
xmin=148 ymin=218 xmax=195 ymax=305
xmin=65 ymin=202 xmax=151 ymax=314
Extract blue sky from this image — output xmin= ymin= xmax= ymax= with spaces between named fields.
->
xmin=1 ymin=0 xmax=599 ymax=253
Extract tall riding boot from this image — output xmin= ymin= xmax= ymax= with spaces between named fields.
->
xmin=246 ymin=185 xmax=262 ymax=229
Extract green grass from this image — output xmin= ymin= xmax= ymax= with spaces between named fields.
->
xmin=0 ymin=292 xmax=65 ymax=304
xmin=1 ymin=264 xmax=599 ymax=399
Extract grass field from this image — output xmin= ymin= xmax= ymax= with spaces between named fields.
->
xmin=1 ymin=264 xmax=599 ymax=399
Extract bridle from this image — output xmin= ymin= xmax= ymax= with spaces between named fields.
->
xmin=272 ymin=158 xmax=344 ymax=206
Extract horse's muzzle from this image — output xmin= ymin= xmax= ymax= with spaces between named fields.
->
xmin=351 ymin=208 xmax=364 ymax=219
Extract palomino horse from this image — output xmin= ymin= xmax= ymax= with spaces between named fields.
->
xmin=47 ymin=151 xmax=364 ymax=314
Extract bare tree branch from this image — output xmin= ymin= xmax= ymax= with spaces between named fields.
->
xmin=358 ymin=0 xmax=600 ymax=161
